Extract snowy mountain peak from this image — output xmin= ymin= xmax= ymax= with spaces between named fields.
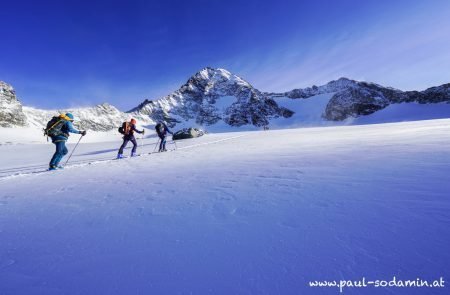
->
xmin=0 ymin=81 xmax=18 ymax=103
xmin=181 ymin=67 xmax=251 ymax=96
xmin=131 ymin=67 xmax=292 ymax=129
xmin=196 ymin=67 xmax=232 ymax=80
xmin=0 ymin=81 xmax=27 ymax=127
xmin=326 ymin=77 xmax=357 ymax=88
xmin=0 ymin=81 xmax=14 ymax=94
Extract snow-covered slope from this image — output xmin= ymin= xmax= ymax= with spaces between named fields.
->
xmin=1 ymin=119 xmax=449 ymax=294
xmin=351 ymin=102 xmax=450 ymax=124
xmin=23 ymin=103 xmax=153 ymax=132
xmin=270 ymin=93 xmax=336 ymax=128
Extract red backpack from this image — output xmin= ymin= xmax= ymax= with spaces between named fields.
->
xmin=118 ymin=121 xmax=132 ymax=135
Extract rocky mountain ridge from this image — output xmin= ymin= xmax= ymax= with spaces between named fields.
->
xmin=129 ymin=67 xmax=293 ymax=128
xmin=0 ymin=81 xmax=27 ymax=127
xmin=1 ymin=68 xmax=449 ymax=131
xmin=268 ymin=78 xmax=450 ymax=120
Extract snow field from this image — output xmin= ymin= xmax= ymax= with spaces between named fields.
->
xmin=0 ymin=119 xmax=449 ymax=294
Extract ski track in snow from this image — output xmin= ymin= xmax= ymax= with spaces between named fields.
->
xmin=0 ymin=120 xmax=450 ymax=294
xmin=0 ymin=135 xmax=245 ymax=179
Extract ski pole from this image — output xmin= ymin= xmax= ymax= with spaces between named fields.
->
xmin=153 ymin=139 xmax=160 ymax=153
xmin=64 ymin=135 xmax=83 ymax=166
xmin=172 ymin=139 xmax=178 ymax=150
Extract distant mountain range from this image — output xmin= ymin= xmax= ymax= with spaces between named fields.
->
xmin=268 ymin=77 xmax=450 ymax=121
xmin=1 ymin=68 xmax=449 ymax=131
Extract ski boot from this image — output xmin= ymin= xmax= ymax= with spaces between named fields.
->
xmin=49 ymin=165 xmax=64 ymax=171
xmin=116 ymin=154 xmax=124 ymax=159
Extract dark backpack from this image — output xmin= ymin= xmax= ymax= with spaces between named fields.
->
xmin=44 ymin=116 xmax=67 ymax=137
xmin=118 ymin=121 xmax=131 ymax=135
xmin=155 ymin=123 xmax=165 ymax=136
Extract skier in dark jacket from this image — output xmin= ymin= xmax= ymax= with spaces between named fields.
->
xmin=49 ymin=113 xmax=87 ymax=170
xmin=117 ymin=118 xmax=145 ymax=159
xmin=155 ymin=122 xmax=173 ymax=152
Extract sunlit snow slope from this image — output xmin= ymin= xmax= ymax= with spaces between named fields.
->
xmin=1 ymin=120 xmax=449 ymax=294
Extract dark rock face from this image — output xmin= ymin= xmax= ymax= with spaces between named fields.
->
xmin=323 ymin=82 xmax=405 ymax=120
xmin=131 ymin=67 xmax=292 ymax=128
xmin=414 ymin=83 xmax=450 ymax=104
xmin=324 ymin=82 xmax=450 ymax=121
xmin=324 ymin=88 xmax=390 ymax=121
xmin=0 ymin=81 xmax=27 ymax=127
xmin=173 ymin=128 xmax=205 ymax=140
xmin=269 ymin=78 xmax=450 ymax=121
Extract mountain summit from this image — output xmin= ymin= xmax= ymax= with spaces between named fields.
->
xmin=0 ymin=81 xmax=27 ymax=127
xmin=129 ymin=67 xmax=293 ymax=128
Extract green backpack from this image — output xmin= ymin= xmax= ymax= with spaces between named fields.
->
xmin=44 ymin=115 xmax=68 ymax=137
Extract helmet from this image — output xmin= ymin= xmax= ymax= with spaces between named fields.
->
xmin=65 ymin=113 xmax=74 ymax=121
xmin=130 ymin=118 xmax=137 ymax=124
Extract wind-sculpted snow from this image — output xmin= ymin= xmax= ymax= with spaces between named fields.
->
xmin=0 ymin=120 xmax=449 ymax=294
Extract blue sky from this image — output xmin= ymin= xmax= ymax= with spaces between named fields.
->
xmin=1 ymin=0 xmax=449 ymax=110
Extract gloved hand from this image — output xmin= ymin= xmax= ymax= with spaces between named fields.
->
xmin=142 ymin=129 xmax=145 ymax=134
xmin=80 ymin=130 xmax=87 ymax=136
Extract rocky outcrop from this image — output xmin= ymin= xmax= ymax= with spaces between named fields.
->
xmin=407 ymin=83 xmax=450 ymax=104
xmin=0 ymin=81 xmax=27 ymax=127
xmin=324 ymin=87 xmax=391 ymax=121
xmin=324 ymin=82 xmax=450 ymax=120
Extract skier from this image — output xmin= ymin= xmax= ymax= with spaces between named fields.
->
xmin=155 ymin=122 xmax=173 ymax=152
xmin=117 ymin=118 xmax=145 ymax=159
xmin=46 ymin=113 xmax=87 ymax=170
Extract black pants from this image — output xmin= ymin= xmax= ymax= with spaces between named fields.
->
xmin=118 ymin=136 xmax=137 ymax=155
xmin=158 ymin=135 xmax=167 ymax=151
